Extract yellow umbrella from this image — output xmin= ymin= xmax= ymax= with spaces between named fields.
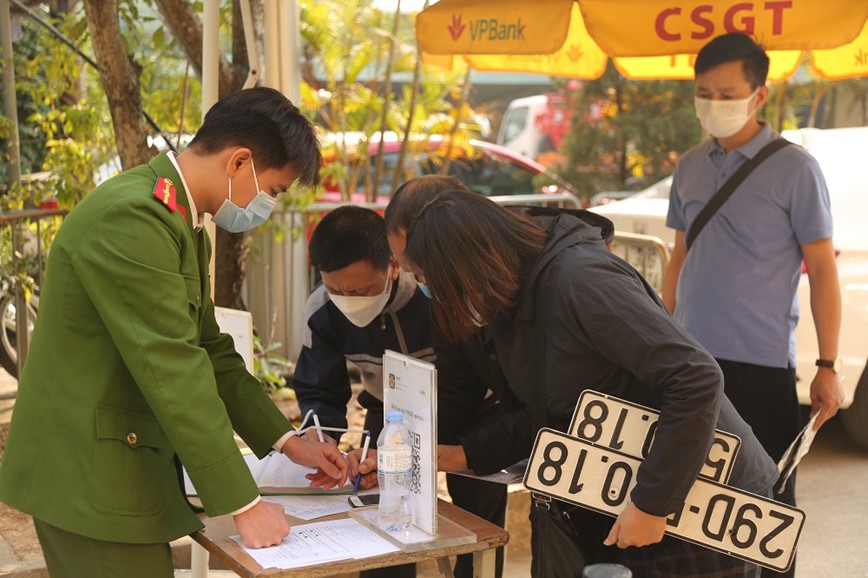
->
xmin=417 ymin=0 xmax=868 ymax=80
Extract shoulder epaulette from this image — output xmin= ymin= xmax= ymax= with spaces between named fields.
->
xmin=153 ymin=177 xmax=177 ymax=213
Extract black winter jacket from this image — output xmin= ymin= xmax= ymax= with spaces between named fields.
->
xmin=458 ymin=212 xmax=778 ymax=516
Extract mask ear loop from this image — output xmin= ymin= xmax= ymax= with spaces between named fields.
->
xmin=250 ymin=158 xmax=261 ymax=194
xmin=747 ymin=87 xmax=761 ymax=116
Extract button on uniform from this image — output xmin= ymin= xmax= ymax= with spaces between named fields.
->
xmin=126 ymin=433 xmax=138 ymax=446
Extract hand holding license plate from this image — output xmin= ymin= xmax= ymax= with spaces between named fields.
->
xmin=524 ymin=392 xmax=805 ymax=572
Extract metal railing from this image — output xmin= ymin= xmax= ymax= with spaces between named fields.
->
xmin=0 ymin=208 xmax=66 ymax=389
xmin=245 ymin=192 xmax=584 ymax=362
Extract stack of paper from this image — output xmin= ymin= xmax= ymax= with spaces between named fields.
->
xmin=232 ymin=518 xmax=400 ymax=570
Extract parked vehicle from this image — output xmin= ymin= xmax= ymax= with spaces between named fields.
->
xmin=318 ymin=136 xmax=578 ymax=203
xmin=591 ymin=127 xmax=868 ymax=449
xmin=0 ymin=284 xmax=37 ymax=378
xmin=0 ymin=204 xmax=62 ymax=378
xmin=497 ymin=94 xmax=570 ymax=162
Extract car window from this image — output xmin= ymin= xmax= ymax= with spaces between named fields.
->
xmin=502 ymin=106 xmax=530 ymax=143
xmin=358 ymin=152 xmax=422 ymax=195
xmin=445 ymin=151 xmax=537 ymax=196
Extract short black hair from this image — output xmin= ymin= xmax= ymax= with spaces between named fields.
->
xmin=188 ymin=86 xmax=321 ymax=186
xmin=694 ymin=33 xmax=770 ymax=89
xmin=309 ymin=206 xmax=391 ymax=273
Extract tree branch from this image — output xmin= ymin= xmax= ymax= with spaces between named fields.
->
xmin=82 ymin=0 xmax=151 ymax=169
xmin=152 ymin=0 xmax=238 ymax=96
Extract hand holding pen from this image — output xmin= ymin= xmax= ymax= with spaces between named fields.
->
xmin=354 ymin=432 xmax=371 ymax=493
xmin=312 ymin=413 xmax=326 ymax=443
xmin=348 ymin=431 xmax=378 ymax=492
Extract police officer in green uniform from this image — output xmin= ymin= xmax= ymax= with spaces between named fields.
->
xmin=0 ymin=87 xmax=348 ymax=577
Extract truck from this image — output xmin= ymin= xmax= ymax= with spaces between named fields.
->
xmin=496 ymin=93 xmax=572 ymax=165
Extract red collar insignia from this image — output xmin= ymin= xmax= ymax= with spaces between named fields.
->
xmin=153 ymin=177 xmax=177 ymax=212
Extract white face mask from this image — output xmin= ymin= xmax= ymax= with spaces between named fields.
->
xmin=694 ymin=89 xmax=759 ymax=139
xmin=329 ymin=275 xmax=392 ymax=328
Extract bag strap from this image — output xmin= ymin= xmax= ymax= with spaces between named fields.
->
xmin=685 ymin=138 xmax=791 ymax=251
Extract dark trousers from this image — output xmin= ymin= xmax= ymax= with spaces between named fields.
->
xmin=34 ymin=519 xmax=174 ymax=578
xmin=716 ymin=358 xmax=802 ymax=578
xmin=549 ymin=507 xmax=759 ymax=578
xmin=447 ymin=474 xmax=507 ymax=578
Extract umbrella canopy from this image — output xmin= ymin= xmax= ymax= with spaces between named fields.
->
xmin=417 ymin=0 xmax=868 ymax=80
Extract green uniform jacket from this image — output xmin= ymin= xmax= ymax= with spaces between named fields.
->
xmin=0 ymin=152 xmax=291 ymax=543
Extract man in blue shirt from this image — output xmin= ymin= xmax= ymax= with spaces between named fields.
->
xmin=662 ymin=33 xmax=843 ymax=578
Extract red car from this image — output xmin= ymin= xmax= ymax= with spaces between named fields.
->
xmin=317 ymin=137 xmax=577 ymax=203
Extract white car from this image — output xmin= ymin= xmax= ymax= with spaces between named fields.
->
xmin=592 ymin=127 xmax=868 ymax=449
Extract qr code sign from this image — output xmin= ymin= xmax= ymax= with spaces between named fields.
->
xmin=409 ymin=430 xmax=422 ymax=493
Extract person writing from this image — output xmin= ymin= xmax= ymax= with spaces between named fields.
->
xmin=295 ymin=204 xmax=506 ymax=578
xmin=401 ymin=190 xmax=779 ymax=577
xmin=0 ymin=87 xmax=347 ymax=578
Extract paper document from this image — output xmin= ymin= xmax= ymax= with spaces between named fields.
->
xmin=263 ymin=494 xmax=352 ymax=520
xmin=264 ymin=489 xmax=378 ymax=520
xmin=231 ymin=518 xmax=400 ymax=569
xmin=184 ymin=452 xmax=350 ymax=495
xmin=776 ymin=412 xmax=819 ymax=493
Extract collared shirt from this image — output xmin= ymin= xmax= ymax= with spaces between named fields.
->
xmin=167 ymin=151 xmax=203 ymax=231
xmin=167 ymin=151 xmax=291 ymax=515
xmin=666 ymin=124 xmax=833 ymax=368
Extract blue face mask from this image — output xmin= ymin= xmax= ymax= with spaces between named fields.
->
xmin=212 ymin=159 xmax=277 ymax=233
xmin=417 ymin=283 xmax=431 ymax=299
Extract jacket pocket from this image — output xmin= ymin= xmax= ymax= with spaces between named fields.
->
xmin=184 ymin=274 xmax=203 ymax=335
xmin=90 ymin=404 xmax=173 ymax=516
xmin=184 ymin=274 xmax=202 ymax=312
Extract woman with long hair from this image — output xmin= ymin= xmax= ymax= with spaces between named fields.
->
xmin=403 ymin=190 xmax=779 ymax=578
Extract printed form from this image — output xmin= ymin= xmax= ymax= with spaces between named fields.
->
xmin=232 ymin=518 xmax=400 ymax=569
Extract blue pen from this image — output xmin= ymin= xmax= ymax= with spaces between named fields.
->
xmin=353 ymin=431 xmax=371 ymax=494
